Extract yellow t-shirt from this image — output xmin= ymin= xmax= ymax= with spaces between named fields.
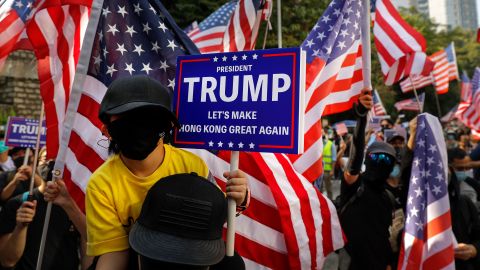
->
xmin=85 ymin=144 xmax=209 ymax=256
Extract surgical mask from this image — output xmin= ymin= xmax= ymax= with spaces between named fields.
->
xmin=390 ymin=164 xmax=400 ymax=178
xmin=108 ymin=116 xmax=164 ymax=160
xmin=455 ymin=171 xmax=469 ymax=182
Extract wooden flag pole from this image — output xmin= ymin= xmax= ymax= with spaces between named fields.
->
xmin=409 ymin=77 xmax=423 ymax=113
xmin=277 ymin=0 xmax=282 ymax=48
xmin=28 ymin=104 xmax=44 ymax=195
xmin=361 ymin=0 xmax=371 ymax=89
xmin=226 ymin=151 xmax=239 ymax=256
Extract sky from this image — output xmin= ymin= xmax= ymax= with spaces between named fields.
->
xmin=478 ymin=0 xmax=480 ymax=26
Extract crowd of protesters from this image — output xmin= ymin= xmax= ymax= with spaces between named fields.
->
xmin=0 ymin=77 xmax=479 ymax=270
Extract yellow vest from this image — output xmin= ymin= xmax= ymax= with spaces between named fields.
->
xmin=323 ymin=140 xmax=333 ymax=172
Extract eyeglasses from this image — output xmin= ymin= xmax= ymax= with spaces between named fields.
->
xmin=368 ymin=153 xmax=393 ymax=165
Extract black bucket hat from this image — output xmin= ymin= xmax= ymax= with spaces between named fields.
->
xmin=99 ymin=75 xmax=180 ymax=127
xmin=129 ymin=173 xmax=227 ymax=266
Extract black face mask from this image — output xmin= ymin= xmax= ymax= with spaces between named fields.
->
xmin=108 ymin=116 xmax=164 ymax=160
xmin=13 ymin=156 xmax=25 ymax=169
xmin=363 ymin=156 xmax=394 ymax=188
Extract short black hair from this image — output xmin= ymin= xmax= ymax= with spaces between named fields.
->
xmin=447 ymin=147 xmax=466 ymax=164
xmin=380 ymin=119 xmax=394 ymax=126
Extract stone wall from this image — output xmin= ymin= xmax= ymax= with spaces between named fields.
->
xmin=0 ymin=50 xmax=41 ymax=120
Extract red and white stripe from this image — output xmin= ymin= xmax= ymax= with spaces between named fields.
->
xmin=456 ymin=92 xmax=480 ymax=131
xmin=26 ymin=2 xmax=90 ymax=159
xmin=222 ymin=0 xmax=270 ymax=52
xmin=187 ymin=23 xmax=225 ymax=54
xmin=399 ymin=74 xmax=432 ymax=93
xmin=289 ymin=41 xmax=363 ymax=181
xmin=460 ymin=78 xmax=472 ymax=102
xmin=373 ymin=0 xmax=433 ymax=85
xmin=0 ymin=1 xmax=28 ymax=70
xmin=430 ymin=50 xmax=450 ymax=94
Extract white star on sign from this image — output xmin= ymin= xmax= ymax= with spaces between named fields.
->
xmin=242 ymin=54 xmax=247 ymax=60
xmin=232 ymin=55 xmax=238 ymax=61
xmin=252 ymin=54 xmax=258 ymax=60
xmin=106 ymin=24 xmax=119 ymax=36
xmin=222 ymin=56 xmax=228 ymax=62
xmin=141 ymin=63 xmax=152 ymax=74
xmin=158 ymin=22 xmax=168 ymax=32
xmin=228 ymin=142 xmax=234 ymax=148
xmin=167 ymin=40 xmax=177 ymax=51
xmin=217 ymin=141 xmax=223 ymax=147
xmin=159 ymin=60 xmax=169 ymax=72
xmin=115 ymin=43 xmax=127 ymax=55
xmin=125 ymin=63 xmax=135 ymax=75
xmin=125 ymin=25 xmax=137 ymax=37
xmin=208 ymin=141 xmax=214 ymax=147
xmin=106 ymin=64 xmax=117 ymax=77
xmin=213 ymin=57 xmax=218 ymax=62
xmin=249 ymin=143 xmax=255 ymax=149
xmin=133 ymin=44 xmax=145 ymax=56
xmin=238 ymin=142 xmax=244 ymax=148
xmin=117 ymin=5 xmax=128 ymax=17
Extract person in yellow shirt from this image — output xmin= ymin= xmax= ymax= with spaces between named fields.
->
xmin=85 ymin=75 xmax=249 ymax=270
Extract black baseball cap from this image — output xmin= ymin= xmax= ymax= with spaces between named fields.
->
xmin=386 ymin=132 xmax=405 ymax=143
xmin=129 ymin=173 xmax=227 ymax=266
xmin=366 ymin=141 xmax=397 ymax=160
xmin=99 ymin=75 xmax=179 ymax=127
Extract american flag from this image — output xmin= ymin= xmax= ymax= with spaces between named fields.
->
xmin=456 ymin=67 xmax=480 ymax=132
xmin=440 ymin=105 xmax=458 ymax=123
xmin=52 ymin=0 xmax=344 ymax=269
xmin=460 ymin=71 xmax=472 ymax=102
xmin=186 ymin=0 xmax=271 ymax=54
xmin=398 ymin=113 xmax=455 ymax=270
xmin=394 ymin=92 xmax=425 ymax=111
xmin=372 ymin=90 xmax=386 ymax=116
xmin=373 ymin=0 xmax=434 ymax=85
xmin=0 ymin=0 xmax=37 ymax=70
xmin=400 ymin=43 xmax=458 ymax=94
xmin=291 ymin=0 xmax=365 ymax=181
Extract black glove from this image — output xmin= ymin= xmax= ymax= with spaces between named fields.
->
xmin=346 ymin=102 xmax=368 ymax=175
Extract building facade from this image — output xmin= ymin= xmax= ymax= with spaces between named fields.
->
xmin=428 ymin=0 xmax=478 ymax=31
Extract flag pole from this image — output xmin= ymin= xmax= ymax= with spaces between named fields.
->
xmin=409 ymin=77 xmax=423 ymax=113
xmin=35 ymin=1 xmax=104 ymax=269
xmin=361 ymin=0 xmax=371 ymax=89
xmin=429 ymin=72 xmax=442 ymax=117
xmin=276 ymin=0 xmax=282 ymax=48
xmin=226 ymin=151 xmax=239 ymax=256
xmin=28 ymin=104 xmax=44 ymax=195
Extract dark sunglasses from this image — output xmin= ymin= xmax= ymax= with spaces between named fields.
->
xmin=368 ymin=153 xmax=393 ymax=165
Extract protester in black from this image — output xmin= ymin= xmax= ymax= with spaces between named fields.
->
xmin=448 ymin=166 xmax=480 ymax=270
xmin=0 ymin=187 xmax=80 ymax=270
xmin=336 ymin=90 xmax=396 ymax=270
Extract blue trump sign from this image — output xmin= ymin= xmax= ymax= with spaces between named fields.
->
xmin=173 ymin=47 xmax=305 ymax=154
xmin=5 ymin=117 xmax=46 ymax=148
